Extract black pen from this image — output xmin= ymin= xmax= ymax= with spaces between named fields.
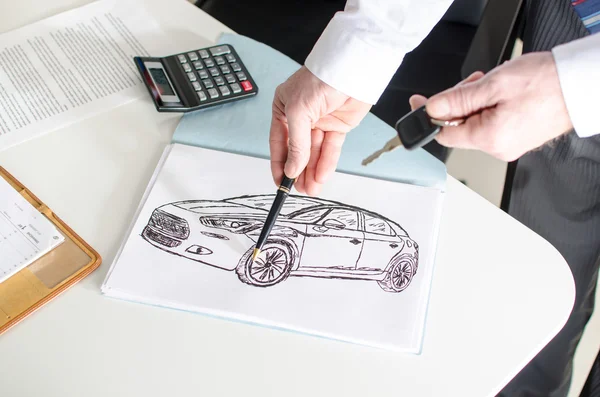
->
xmin=252 ymin=175 xmax=295 ymax=262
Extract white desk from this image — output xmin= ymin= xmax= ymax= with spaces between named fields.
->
xmin=0 ymin=1 xmax=575 ymax=396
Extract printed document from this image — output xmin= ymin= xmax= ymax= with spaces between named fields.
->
xmin=0 ymin=0 xmax=168 ymax=151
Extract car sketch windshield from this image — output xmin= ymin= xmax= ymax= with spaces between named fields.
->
xmin=288 ymin=208 xmax=330 ymax=223
xmin=225 ymin=195 xmax=317 ymax=215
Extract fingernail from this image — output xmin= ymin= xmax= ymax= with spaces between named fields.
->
xmin=427 ymin=97 xmax=450 ymax=118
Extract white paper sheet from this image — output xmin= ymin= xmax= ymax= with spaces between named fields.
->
xmin=0 ymin=0 xmax=168 ymax=151
xmin=0 ymin=176 xmax=64 ymax=284
xmin=103 ymin=144 xmax=444 ymax=352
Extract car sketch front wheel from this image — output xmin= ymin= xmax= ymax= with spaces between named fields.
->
xmin=236 ymin=242 xmax=293 ymax=287
xmin=378 ymin=258 xmax=416 ymax=293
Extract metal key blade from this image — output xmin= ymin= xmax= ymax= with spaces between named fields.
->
xmin=362 ymin=135 xmax=403 ymax=166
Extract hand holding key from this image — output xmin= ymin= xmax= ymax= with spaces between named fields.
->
xmin=423 ymin=53 xmax=573 ymax=162
xmin=361 ymin=106 xmax=466 ymax=166
xmin=362 ymin=71 xmax=483 ymax=166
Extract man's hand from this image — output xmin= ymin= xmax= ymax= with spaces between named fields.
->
xmin=410 ymin=52 xmax=573 ymax=161
xmin=270 ymin=66 xmax=371 ymax=196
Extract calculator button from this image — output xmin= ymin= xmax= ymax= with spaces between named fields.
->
xmin=219 ymin=85 xmax=231 ymax=96
xmin=214 ymin=76 xmax=225 ymax=86
xmin=231 ymin=63 xmax=242 ymax=72
xmin=220 ymin=65 xmax=231 ymax=74
xmin=225 ymin=74 xmax=236 ymax=84
xmin=198 ymin=70 xmax=209 ymax=79
xmin=240 ymin=80 xmax=253 ymax=92
xmin=187 ymin=72 xmax=197 ymax=82
xmin=230 ymin=83 xmax=242 ymax=94
xmin=192 ymin=81 xmax=202 ymax=91
xmin=209 ymin=45 xmax=231 ymax=56
xmin=199 ymin=49 xmax=209 ymax=59
xmin=225 ymin=54 xmax=236 ymax=63
xmin=193 ymin=61 xmax=203 ymax=70
xmin=198 ymin=91 xmax=207 ymax=101
xmin=214 ymin=56 xmax=225 ymax=65
xmin=178 ymin=54 xmax=187 ymax=63
xmin=236 ymin=72 xmax=247 ymax=81
xmin=183 ymin=63 xmax=192 ymax=73
xmin=208 ymin=88 xmax=219 ymax=99
xmin=209 ymin=67 xmax=220 ymax=77
xmin=188 ymin=52 xmax=199 ymax=61
xmin=204 ymin=58 xmax=215 ymax=68
xmin=202 ymin=79 xmax=214 ymax=88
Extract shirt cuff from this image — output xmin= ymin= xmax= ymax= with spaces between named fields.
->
xmin=552 ymin=34 xmax=600 ymax=138
xmin=305 ymin=19 xmax=405 ymax=105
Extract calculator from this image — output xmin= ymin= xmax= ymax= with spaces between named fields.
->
xmin=134 ymin=45 xmax=258 ymax=112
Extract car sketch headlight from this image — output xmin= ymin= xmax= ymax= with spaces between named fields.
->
xmin=226 ymin=220 xmax=245 ymax=229
xmin=199 ymin=217 xmax=261 ymax=233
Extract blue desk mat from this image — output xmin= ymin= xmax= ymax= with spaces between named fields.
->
xmin=172 ymin=34 xmax=447 ymax=191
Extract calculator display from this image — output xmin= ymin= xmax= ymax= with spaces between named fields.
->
xmin=148 ymin=68 xmax=174 ymax=96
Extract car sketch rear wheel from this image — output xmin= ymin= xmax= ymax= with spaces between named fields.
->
xmin=378 ymin=258 xmax=416 ymax=293
xmin=236 ymin=243 xmax=293 ymax=287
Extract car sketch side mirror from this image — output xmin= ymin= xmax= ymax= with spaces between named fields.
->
xmin=323 ymin=219 xmax=346 ymax=230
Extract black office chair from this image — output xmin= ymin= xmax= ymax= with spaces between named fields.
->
xmin=196 ymin=0 xmax=523 ymax=207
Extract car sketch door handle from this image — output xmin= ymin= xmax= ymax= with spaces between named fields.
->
xmin=349 ymin=238 xmax=362 ymax=245
xmin=389 ymin=243 xmax=398 ymax=248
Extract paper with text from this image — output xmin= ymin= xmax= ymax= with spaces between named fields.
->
xmin=0 ymin=0 xmax=168 ymax=151
xmin=102 ymin=145 xmax=444 ymax=352
xmin=0 ymin=177 xmax=64 ymax=284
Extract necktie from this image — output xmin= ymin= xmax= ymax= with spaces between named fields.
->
xmin=571 ymin=0 xmax=600 ymax=33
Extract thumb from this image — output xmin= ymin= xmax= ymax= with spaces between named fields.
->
xmin=283 ymin=109 xmax=312 ymax=179
xmin=427 ymin=75 xmax=499 ymax=120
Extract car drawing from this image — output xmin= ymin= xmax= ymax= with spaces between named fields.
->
xmin=142 ymin=194 xmax=419 ymax=293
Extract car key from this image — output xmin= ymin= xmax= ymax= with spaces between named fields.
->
xmin=395 ymin=105 xmax=443 ymax=150
xmin=361 ymin=135 xmax=402 ymax=166
xmin=362 ymin=105 xmax=464 ymax=166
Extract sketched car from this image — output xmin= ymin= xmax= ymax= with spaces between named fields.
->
xmin=142 ymin=195 xmax=419 ymax=293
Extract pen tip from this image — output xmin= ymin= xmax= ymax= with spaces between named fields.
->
xmin=251 ymin=248 xmax=260 ymax=262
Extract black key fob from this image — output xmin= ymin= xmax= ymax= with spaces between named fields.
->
xmin=394 ymin=105 xmax=441 ymax=150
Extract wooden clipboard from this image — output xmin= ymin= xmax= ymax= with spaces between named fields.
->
xmin=0 ymin=167 xmax=101 ymax=335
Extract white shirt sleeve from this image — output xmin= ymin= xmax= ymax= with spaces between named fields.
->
xmin=304 ymin=0 xmax=454 ymax=105
xmin=552 ymin=33 xmax=600 ymax=138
